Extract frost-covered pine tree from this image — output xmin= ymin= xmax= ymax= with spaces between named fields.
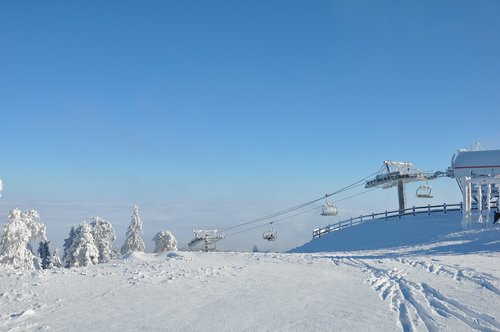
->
xmin=51 ymin=248 xmax=62 ymax=268
xmin=90 ymin=217 xmax=116 ymax=263
xmin=153 ymin=230 xmax=177 ymax=253
xmin=121 ymin=205 xmax=145 ymax=255
xmin=62 ymin=226 xmax=77 ymax=267
xmin=63 ymin=226 xmax=76 ymax=252
xmin=37 ymin=240 xmax=52 ymax=269
xmin=64 ymin=222 xmax=99 ymax=268
xmin=0 ymin=209 xmax=46 ymax=269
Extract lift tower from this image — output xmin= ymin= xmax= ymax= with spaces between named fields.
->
xmin=365 ymin=161 xmax=443 ymax=212
xmin=187 ymin=230 xmax=224 ymax=252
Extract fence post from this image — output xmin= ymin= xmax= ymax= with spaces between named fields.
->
xmin=385 ymin=210 xmax=388 ymax=220
xmin=350 ymin=217 xmax=352 ymax=226
xmin=372 ymin=213 xmax=375 ymax=220
xmin=360 ymin=215 xmax=363 ymax=222
xmin=428 ymin=204 xmax=431 ymax=215
xmin=412 ymin=206 xmax=415 ymax=216
xmin=444 ymin=203 xmax=447 ymax=214
xmin=460 ymin=202 xmax=463 ymax=212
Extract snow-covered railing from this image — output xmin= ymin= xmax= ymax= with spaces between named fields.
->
xmin=312 ymin=203 xmax=463 ymax=238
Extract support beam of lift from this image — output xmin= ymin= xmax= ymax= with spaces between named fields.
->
xmin=397 ymin=180 xmax=407 ymax=211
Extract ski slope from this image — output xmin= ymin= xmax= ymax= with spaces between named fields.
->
xmin=1 ymin=212 xmax=499 ymax=331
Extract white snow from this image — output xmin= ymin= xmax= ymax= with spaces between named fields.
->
xmin=1 ymin=212 xmax=499 ymax=331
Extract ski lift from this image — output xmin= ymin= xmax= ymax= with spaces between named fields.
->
xmin=262 ymin=224 xmax=278 ymax=241
xmin=416 ymin=184 xmax=433 ymax=198
xmin=321 ymin=196 xmax=338 ymax=216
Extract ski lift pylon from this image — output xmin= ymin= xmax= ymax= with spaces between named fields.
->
xmin=321 ymin=195 xmax=338 ymax=216
xmin=416 ymin=184 xmax=433 ymax=198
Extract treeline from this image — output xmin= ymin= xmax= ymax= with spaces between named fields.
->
xmin=0 ymin=205 xmax=178 ymax=270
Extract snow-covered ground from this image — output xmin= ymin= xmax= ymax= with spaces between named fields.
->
xmin=1 ymin=212 xmax=499 ymax=331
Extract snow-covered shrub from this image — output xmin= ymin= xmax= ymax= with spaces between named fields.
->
xmin=64 ymin=222 xmax=99 ymax=268
xmin=121 ymin=205 xmax=145 ymax=255
xmin=37 ymin=240 xmax=52 ymax=269
xmin=0 ymin=209 xmax=46 ymax=269
xmin=111 ymin=246 xmax=120 ymax=258
xmin=153 ymin=230 xmax=177 ymax=253
xmin=52 ymin=248 xmax=62 ymax=268
xmin=91 ymin=217 xmax=116 ymax=263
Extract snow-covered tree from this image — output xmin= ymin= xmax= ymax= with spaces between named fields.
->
xmin=111 ymin=246 xmax=120 ymax=258
xmin=153 ymin=230 xmax=177 ymax=253
xmin=0 ymin=209 xmax=46 ymax=269
xmin=90 ymin=217 xmax=116 ymax=263
xmin=121 ymin=205 xmax=145 ymax=255
xmin=52 ymin=248 xmax=62 ymax=268
xmin=63 ymin=226 xmax=79 ymax=268
xmin=62 ymin=226 xmax=77 ymax=267
xmin=64 ymin=222 xmax=99 ymax=268
xmin=37 ymin=240 xmax=52 ymax=269
xmin=63 ymin=226 xmax=76 ymax=252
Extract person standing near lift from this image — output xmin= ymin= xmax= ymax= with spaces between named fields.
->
xmin=494 ymin=197 xmax=500 ymax=224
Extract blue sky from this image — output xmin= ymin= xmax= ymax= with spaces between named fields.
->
xmin=1 ymin=1 xmax=499 ymax=251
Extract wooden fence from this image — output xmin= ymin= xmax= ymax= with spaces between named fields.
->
xmin=312 ymin=203 xmax=463 ymax=238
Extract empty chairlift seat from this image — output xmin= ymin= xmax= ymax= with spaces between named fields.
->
xmin=321 ymin=196 xmax=338 ymax=216
xmin=416 ymin=185 xmax=433 ymax=198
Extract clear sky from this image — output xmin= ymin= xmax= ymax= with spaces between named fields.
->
xmin=1 ymin=1 xmax=499 ymax=251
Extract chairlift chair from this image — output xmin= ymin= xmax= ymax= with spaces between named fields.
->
xmin=416 ymin=185 xmax=433 ymax=198
xmin=262 ymin=227 xmax=278 ymax=241
xmin=321 ymin=196 xmax=338 ymax=216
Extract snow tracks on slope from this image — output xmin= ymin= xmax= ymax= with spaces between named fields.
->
xmin=339 ymin=255 xmax=500 ymax=332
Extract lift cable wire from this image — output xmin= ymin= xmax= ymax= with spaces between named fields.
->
xmin=224 ymin=206 xmax=321 ymax=238
xmin=220 ymin=169 xmax=381 ymax=233
xmin=331 ymin=187 xmax=380 ymax=204
xmin=223 ymin=186 xmax=381 ymax=238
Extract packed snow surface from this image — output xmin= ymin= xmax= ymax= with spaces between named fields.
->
xmin=1 ymin=212 xmax=499 ymax=331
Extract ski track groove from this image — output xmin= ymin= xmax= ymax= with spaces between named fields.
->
xmin=341 ymin=257 xmax=499 ymax=332
xmin=421 ymin=283 xmax=500 ymax=332
xmin=396 ymin=258 xmax=500 ymax=296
